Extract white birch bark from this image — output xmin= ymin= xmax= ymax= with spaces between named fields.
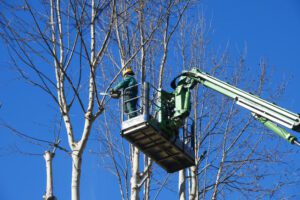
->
xmin=188 ymin=166 xmax=198 ymax=200
xmin=71 ymin=152 xmax=82 ymax=200
xmin=143 ymin=156 xmax=151 ymax=200
xmin=179 ymin=169 xmax=186 ymax=200
xmin=43 ymin=151 xmax=56 ymax=200
xmin=130 ymin=146 xmax=140 ymax=200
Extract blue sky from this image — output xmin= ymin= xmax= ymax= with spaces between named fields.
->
xmin=1 ymin=0 xmax=300 ymax=199
xmin=204 ymin=0 xmax=300 ymax=110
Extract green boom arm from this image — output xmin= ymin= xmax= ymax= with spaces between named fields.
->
xmin=171 ymin=68 xmax=300 ymax=146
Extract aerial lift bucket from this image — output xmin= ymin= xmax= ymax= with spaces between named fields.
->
xmin=120 ymin=82 xmax=195 ymax=173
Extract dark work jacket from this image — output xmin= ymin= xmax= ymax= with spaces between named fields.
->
xmin=113 ymin=75 xmax=138 ymax=100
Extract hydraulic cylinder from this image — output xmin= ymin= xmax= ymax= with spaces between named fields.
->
xmin=255 ymin=115 xmax=297 ymax=144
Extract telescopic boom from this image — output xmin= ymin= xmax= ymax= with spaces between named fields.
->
xmin=171 ymin=68 xmax=300 ymax=146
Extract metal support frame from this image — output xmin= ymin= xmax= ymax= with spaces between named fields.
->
xmin=120 ymin=81 xmax=195 ymax=172
xmin=143 ymin=82 xmax=149 ymax=120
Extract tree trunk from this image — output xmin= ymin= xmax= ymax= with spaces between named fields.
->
xmin=143 ymin=156 xmax=151 ymax=200
xmin=71 ymin=153 xmax=82 ymax=200
xmin=43 ymin=151 xmax=56 ymax=200
xmin=131 ymin=146 xmax=140 ymax=200
xmin=189 ymin=166 xmax=198 ymax=200
xmin=179 ymin=169 xmax=186 ymax=200
xmin=189 ymin=88 xmax=199 ymax=200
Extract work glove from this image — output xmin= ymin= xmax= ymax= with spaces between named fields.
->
xmin=110 ymin=88 xmax=121 ymax=99
xmin=109 ymin=88 xmax=115 ymax=95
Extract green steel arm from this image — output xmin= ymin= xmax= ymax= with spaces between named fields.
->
xmin=171 ymin=67 xmax=300 ymax=146
xmin=254 ymin=114 xmax=299 ymax=145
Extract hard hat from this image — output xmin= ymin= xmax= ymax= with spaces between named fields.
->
xmin=122 ymin=67 xmax=134 ymax=76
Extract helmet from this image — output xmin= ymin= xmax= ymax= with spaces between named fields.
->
xmin=122 ymin=67 xmax=135 ymax=76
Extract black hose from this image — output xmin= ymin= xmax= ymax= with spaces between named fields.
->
xmin=170 ymin=74 xmax=184 ymax=89
xmin=170 ymin=72 xmax=192 ymax=89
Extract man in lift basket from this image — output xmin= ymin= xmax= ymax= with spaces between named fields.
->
xmin=111 ymin=67 xmax=138 ymax=119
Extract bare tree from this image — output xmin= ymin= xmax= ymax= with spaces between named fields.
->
xmin=0 ymin=122 xmax=65 ymax=200
xmin=94 ymin=2 xmax=296 ymax=200
xmin=100 ymin=1 xmax=193 ymax=200
xmin=43 ymin=150 xmax=56 ymax=200
xmin=1 ymin=0 xmax=191 ymax=199
xmin=1 ymin=1 xmax=297 ymax=200
xmin=0 ymin=0 xmax=115 ymax=199
xmin=175 ymin=13 xmax=298 ymax=200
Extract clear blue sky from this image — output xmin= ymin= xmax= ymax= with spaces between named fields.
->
xmin=203 ymin=0 xmax=300 ymax=111
xmin=1 ymin=1 xmax=300 ymax=199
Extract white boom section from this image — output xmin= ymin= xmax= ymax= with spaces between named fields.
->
xmin=184 ymin=69 xmax=300 ymax=131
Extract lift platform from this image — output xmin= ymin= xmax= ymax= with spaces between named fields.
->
xmin=120 ymin=83 xmax=195 ymax=173
xmin=121 ymin=115 xmax=195 ymax=173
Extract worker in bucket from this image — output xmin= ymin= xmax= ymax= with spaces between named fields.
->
xmin=111 ymin=67 xmax=138 ymax=118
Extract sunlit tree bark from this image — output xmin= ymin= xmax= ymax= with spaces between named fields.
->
xmin=0 ymin=0 xmax=114 ymax=199
xmin=1 ymin=1 xmax=295 ymax=200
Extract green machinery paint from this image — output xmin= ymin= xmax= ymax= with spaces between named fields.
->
xmin=255 ymin=115 xmax=297 ymax=144
xmin=119 ymin=68 xmax=300 ymax=172
xmin=169 ymin=67 xmax=300 ymax=146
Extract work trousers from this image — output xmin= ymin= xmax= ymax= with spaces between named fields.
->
xmin=124 ymin=97 xmax=137 ymax=119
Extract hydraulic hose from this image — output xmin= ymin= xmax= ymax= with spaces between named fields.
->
xmin=293 ymin=139 xmax=300 ymax=147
